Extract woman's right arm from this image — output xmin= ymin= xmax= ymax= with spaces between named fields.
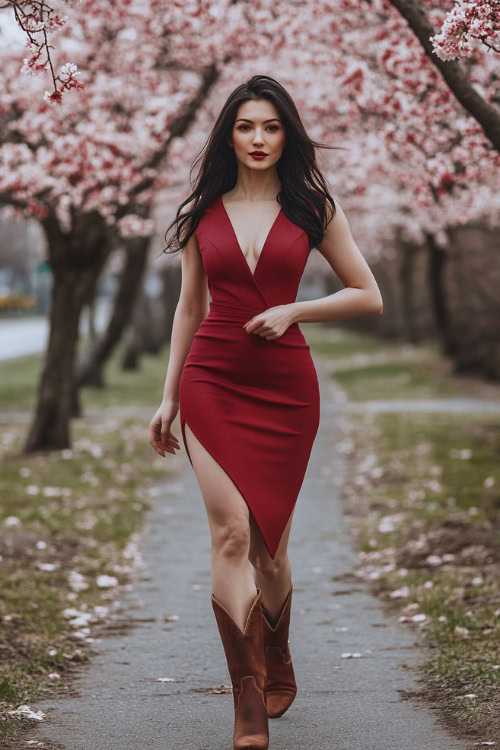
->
xmin=149 ymin=205 xmax=209 ymax=457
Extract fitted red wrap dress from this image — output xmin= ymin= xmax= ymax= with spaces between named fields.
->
xmin=179 ymin=193 xmax=320 ymax=560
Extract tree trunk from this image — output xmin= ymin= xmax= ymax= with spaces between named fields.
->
xmin=24 ymin=211 xmax=111 ymax=452
xmin=71 ymin=382 xmax=83 ymax=420
xmin=399 ymin=244 xmax=419 ymax=343
xmin=121 ymin=329 xmax=141 ymax=371
xmin=24 ymin=267 xmax=102 ymax=450
xmin=22 ymin=66 xmax=221 ymax=451
xmin=76 ymin=236 xmax=150 ymax=389
xmin=121 ymin=290 xmax=160 ymax=371
xmin=425 ymin=232 xmax=455 ymax=357
xmin=371 ymin=261 xmax=399 ymax=338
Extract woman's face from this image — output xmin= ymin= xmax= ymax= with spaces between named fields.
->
xmin=229 ymin=98 xmax=286 ymax=170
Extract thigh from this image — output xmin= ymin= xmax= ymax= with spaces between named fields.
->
xmin=183 ymin=421 xmax=250 ymax=540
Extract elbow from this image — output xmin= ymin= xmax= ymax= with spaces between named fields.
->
xmin=371 ymin=292 xmax=383 ymax=316
xmin=359 ymin=286 xmax=383 ymax=316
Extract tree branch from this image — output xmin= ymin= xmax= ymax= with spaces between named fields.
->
xmin=387 ymin=0 xmax=500 ymax=153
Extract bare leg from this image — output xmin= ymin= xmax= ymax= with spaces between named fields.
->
xmin=182 ymin=422 xmax=257 ymax=632
xmin=249 ymin=508 xmax=295 ymax=621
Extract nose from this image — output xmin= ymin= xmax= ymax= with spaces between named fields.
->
xmin=252 ymin=129 xmax=264 ymax=146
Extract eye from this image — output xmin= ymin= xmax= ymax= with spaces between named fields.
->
xmin=236 ymin=125 xmax=280 ymax=132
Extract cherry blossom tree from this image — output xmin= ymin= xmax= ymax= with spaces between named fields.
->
xmin=0 ymin=0 xmax=251 ymax=451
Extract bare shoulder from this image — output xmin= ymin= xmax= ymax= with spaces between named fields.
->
xmin=326 ymin=196 xmax=345 ymax=226
xmin=318 ymin=196 xmax=358 ymax=262
xmin=319 ymin=198 xmax=352 ymax=247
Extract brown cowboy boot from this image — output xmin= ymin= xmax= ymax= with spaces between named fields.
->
xmin=261 ymin=585 xmax=297 ymax=718
xmin=211 ymin=587 xmax=269 ymax=750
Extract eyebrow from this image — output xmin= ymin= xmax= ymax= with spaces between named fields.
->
xmin=235 ymin=118 xmax=281 ymax=124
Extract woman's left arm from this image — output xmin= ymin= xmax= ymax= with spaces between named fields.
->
xmin=289 ymin=199 xmax=383 ymax=324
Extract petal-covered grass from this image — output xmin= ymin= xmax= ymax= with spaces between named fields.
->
xmin=0 ymin=348 xmax=168 ymax=748
xmin=307 ymin=327 xmax=500 ymax=742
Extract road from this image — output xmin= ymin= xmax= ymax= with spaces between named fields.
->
xmin=26 ymin=358 xmax=470 ymax=750
xmin=0 ymin=316 xmax=49 ymax=361
xmin=0 ymin=305 xmax=109 ymax=362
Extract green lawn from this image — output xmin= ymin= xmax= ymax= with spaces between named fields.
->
xmin=0 ymin=346 xmax=168 ymax=412
xmin=306 ymin=325 xmax=462 ymax=400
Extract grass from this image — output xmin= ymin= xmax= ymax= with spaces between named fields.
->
xmin=0 ymin=347 xmax=169 ymax=412
xmin=0 ymin=354 xmax=43 ymax=410
xmin=323 ymin=327 xmax=500 ymax=741
xmin=0 ymin=346 xmax=169 ymax=748
xmin=306 ymin=325 xmax=464 ymax=400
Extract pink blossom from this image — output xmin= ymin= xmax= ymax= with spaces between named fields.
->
xmin=431 ymin=0 xmax=500 ymax=61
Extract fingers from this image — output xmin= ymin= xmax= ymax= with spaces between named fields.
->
xmin=149 ymin=417 xmax=181 ymax=458
xmin=149 ymin=420 xmax=165 ymax=457
xmin=161 ymin=429 xmax=181 ymax=453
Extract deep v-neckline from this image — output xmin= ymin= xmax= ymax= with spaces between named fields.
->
xmin=219 ymin=193 xmax=282 ymax=279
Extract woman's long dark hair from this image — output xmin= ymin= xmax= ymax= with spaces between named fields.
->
xmin=163 ymin=74 xmax=344 ymax=255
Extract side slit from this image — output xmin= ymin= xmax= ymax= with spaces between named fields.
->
xmin=180 ymin=416 xmax=280 ymax=561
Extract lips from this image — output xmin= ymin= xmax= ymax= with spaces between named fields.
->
xmin=249 ymin=151 xmax=267 ymax=156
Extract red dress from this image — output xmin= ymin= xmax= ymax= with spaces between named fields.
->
xmin=179 ymin=193 xmax=320 ymax=560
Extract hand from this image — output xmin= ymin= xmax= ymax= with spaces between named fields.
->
xmin=243 ymin=304 xmax=296 ymax=340
xmin=149 ymin=400 xmax=181 ymax=457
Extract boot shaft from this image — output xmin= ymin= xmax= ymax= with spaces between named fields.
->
xmin=261 ymin=585 xmax=293 ymax=649
xmin=211 ymin=588 xmax=267 ymax=694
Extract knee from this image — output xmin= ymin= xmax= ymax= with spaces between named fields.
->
xmin=213 ymin=521 xmax=250 ymax=561
xmin=252 ymin=552 xmax=290 ymax=581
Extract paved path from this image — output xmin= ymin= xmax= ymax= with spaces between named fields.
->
xmin=345 ymin=397 xmax=500 ymax=414
xmin=26 ymin=359 xmax=470 ymax=750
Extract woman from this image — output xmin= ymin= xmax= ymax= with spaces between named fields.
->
xmin=149 ymin=75 xmax=383 ymax=750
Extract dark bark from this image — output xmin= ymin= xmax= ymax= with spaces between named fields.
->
xmin=71 ymin=382 xmax=83 ymax=419
xmin=444 ymin=226 xmax=500 ymax=380
xmin=121 ymin=334 xmax=140 ymax=371
xmin=24 ymin=210 xmax=111 ymax=452
xmin=121 ymin=331 xmax=140 ymax=371
xmin=76 ymin=235 xmax=150 ymax=389
xmin=121 ymin=290 xmax=161 ymax=371
xmin=386 ymin=0 xmax=500 ymax=153
xmin=399 ymin=244 xmax=419 ymax=343
xmin=425 ymin=232 xmax=455 ymax=357
xmin=372 ymin=262 xmax=399 ymax=338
